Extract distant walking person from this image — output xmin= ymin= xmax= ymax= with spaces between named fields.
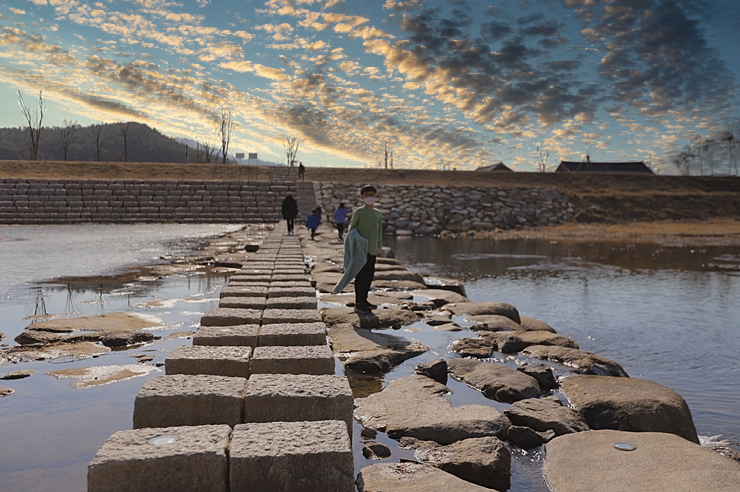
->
xmin=334 ymin=202 xmax=351 ymax=240
xmin=305 ymin=208 xmax=321 ymax=240
xmin=282 ymin=193 xmax=298 ymax=235
xmin=298 ymin=162 xmax=305 ymax=182
xmin=347 ymin=185 xmax=383 ymax=313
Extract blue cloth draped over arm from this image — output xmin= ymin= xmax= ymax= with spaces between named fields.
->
xmin=333 ymin=228 xmax=368 ymax=293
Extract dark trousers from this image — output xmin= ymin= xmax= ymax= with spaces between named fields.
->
xmin=286 ymin=218 xmax=295 ymax=233
xmin=337 ymin=222 xmax=345 ymax=238
xmin=355 ymin=253 xmax=376 ymax=306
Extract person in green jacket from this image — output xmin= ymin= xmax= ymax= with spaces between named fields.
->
xmin=348 ymin=185 xmax=383 ymax=314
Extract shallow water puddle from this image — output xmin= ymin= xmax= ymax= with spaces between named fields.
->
xmin=48 ymin=364 xmax=160 ymax=388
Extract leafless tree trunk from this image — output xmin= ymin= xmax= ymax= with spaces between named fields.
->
xmin=219 ymin=108 xmax=234 ymax=164
xmin=536 ymin=145 xmax=550 ymax=172
xmin=120 ymin=122 xmax=131 ymax=162
xmin=17 ymin=90 xmax=44 ymax=160
xmin=284 ymin=135 xmax=299 ymax=167
xmin=723 ymin=132 xmax=738 ymax=175
xmin=59 ymin=119 xmax=77 ymax=161
xmin=87 ymin=121 xmax=107 ymax=162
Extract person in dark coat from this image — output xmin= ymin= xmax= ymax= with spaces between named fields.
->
xmin=298 ymin=162 xmax=305 ymax=181
xmin=282 ymin=193 xmax=298 ymax=234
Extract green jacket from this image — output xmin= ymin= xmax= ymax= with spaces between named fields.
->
xmin=348 ymin=206 xmax=382 ymax=255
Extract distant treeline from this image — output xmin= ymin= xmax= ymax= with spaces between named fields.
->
xmin=0 ymin=122 xmax=231 ymax=163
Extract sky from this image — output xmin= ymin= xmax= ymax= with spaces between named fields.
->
xmin=1 ymin=0 xmax=739 ymax=172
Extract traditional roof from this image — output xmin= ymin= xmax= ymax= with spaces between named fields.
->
xmin=475 ymin=162 xmax=513 ymax=172
xmin=555 ymin=161 xmax=653 ymax=174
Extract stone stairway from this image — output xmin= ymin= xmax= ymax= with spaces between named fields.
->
xmin=267 ymin=166 xmax=317 ymax=221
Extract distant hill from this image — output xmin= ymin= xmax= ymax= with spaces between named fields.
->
xmin=0 ymin=122 xmax=230 ymax=163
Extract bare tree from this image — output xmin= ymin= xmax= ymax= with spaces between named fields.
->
xmin=17 ymin=90 xmax=45 ymax=160
xmin=284 ymin=135 xmax=299 ymax=167
xmin=722 ymin=132 xmax=738 ymax=175
xmin=88 ymin=121 xmax=108 ymax=162
xmin=536 ymin=145 xmax=550 ymax=173
xmin=219 ymin=108 xmax=234 ymax=164
xmin=194 ymin=139 xmax=216 ymax=163
xmin=120 ymin=122 xmax=131 ymax=162
xmin=59 ymin=119 xmax=77 ymax=161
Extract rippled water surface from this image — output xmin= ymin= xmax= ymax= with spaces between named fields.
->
xmin=385 ymin=236 xmax=740 ymax=448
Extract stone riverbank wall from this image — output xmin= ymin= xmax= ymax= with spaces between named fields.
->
xmin=0 ymin=178 xmax=296 ymax=224
xmin=88 ymin=226 xmax=355 ymax=492
xmin=315 ymin=182 xmax=576 ymax=235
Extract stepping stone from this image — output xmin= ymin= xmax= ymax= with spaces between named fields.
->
xmin=272 ymin=268 xmax=307 ymax=275
xmin=544 ymin=430 xmax=740 ymax=492
xmin=230 ymin=420 xmax=353 ymax=492
xmin=265 ymin=297 xmax=317 ymax=310
xmin=356 ymin=463 xmax=490 ymax=491
xmin=200 ymin=308 xmax=261 ymax=326
xmin=252 ymin=345 xmax=334 ymax=375
xmin=227 ymin=281 xmax=270 ymax=288
xmin=166 ymin=346 xmax=252 ymax=378
xmin=229 ymin=274 xmax=272 ymax=282
xmin=267 ymin=286 xmax=316 ymax=298
xmin=239 ymin=268 xmax=273 ymax=275
xmin=261 ymin=308 xmax=322 ymax=324
xmin=271 ymin=274 xmax=310 ymax=282
xmin=133 ymin=374 xmax=247 ymax=428
xmin=258 ymin=322 xmax=327 ymax=346
xmin=218 ymin=297 xmax=266 ymax=310
xmin=192 ymin=325 xmax=259 ymax=347
xmin=270 ymin=281 xmax=313 ymax=289
xmin=88 ymin=425 xmax=231 ymax=492
xmin=243 ymin=374 xmax=353 ymax=431
xmin=219 ymin=285 xmax=267 ymax=298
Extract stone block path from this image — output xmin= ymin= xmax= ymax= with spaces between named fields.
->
xmin=89 ymin=223 xmax=354 ymax=492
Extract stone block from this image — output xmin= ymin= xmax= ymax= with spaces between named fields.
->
xmin=243 ymin=374 xmax=353 ymax=431
xmin=229 ymin=274 xmax=272 ymax=282
xmin=268 ymin=286 xmax=317 ymax=298
xmin=133 ymin=375 xmax=247 ymax=428
xmin=265 ymin=297 xmax=317 ymax=310
xmin=230 ymin=420 xmax=353 ymax=492
xmin=219 ymin=285 xmax=267 ymax=298
xmin=219 ymin=297 xmax=266 ymax=310
xmin=88 ymin=425 xmax=230 ymax=492
xmin=200 ymin=308 xmax=261 ymax=326
xmin=269 ymin=280 xmax=313 ymax=289
xmin=258 ymin=322 xmax=326 ymax=346
xmin=252 ymin=345 xmax=335 ymax=375
xmin=193 ymin=325 xmax=259 ymax=347
xmin=239 ymin=268 xmax=274 ymax=275
xmin=261 ymin=308 xmax=322 ymax=324
xmin=271 ymin=274 xmax=309 ymax=282
xmin=166 ymin=346 xmax=252 ymax=378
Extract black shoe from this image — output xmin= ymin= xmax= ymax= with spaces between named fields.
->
xmin=354 ymin=303 xmax=372 ymax=314
xmin=365 ymin=301 xmax=378 ymax=309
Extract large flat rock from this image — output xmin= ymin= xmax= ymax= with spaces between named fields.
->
xmin=561 ymin=375 xmax=699 ymax=443
xmin=230 ymin=420 xmax=353 ymax=492
xmin=354 ymin=375 xmax=510 ymax=445
xmin=401 ymin=436 xmax=511 ymax=491
xmin=483 ymin=331 xmax=578 ymax=353
xmin=88 ymin=425 xmax=231 ymax=492
xmin=327 ymin=323 xmax=428 ymax=374
xmin=321 ymin=306 xmax=421 ymax=329
xmin=522 ymin=345 xmax=629 ymax=377
xmin=356 ymin=463 xmax=491 ymax=492
xmin=412 ymin=289 xmax=470 ymax=304
xmin=544 ymin=430 xmax=740 ymax=492
xmin=448 ymin=358 xmax=541 ymax=403
xmin=503 ymin=396 xmax=589 ymax=436
xmin=446 ymin=302 xmax=521 ymax=324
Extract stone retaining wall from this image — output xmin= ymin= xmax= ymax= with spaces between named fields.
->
xmin=0 ymin=178 xmax=293 ymax=224
xmin=316 ymin=182 xmax=576 ymax=235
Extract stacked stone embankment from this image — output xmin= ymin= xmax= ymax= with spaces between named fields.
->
xmin=88 ymin=226 xmax=355 ymax=492
xmin=0 ymin=178 xmax=295 ymax=224
xmin=315 ymin=182 xmax=576 ymax=235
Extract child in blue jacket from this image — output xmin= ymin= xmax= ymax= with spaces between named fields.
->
xmin=305 ymin=208 xmax=321 ymax=240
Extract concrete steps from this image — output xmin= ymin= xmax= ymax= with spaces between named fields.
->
xmin=88 ymin=223 xmax=354 ymax=492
